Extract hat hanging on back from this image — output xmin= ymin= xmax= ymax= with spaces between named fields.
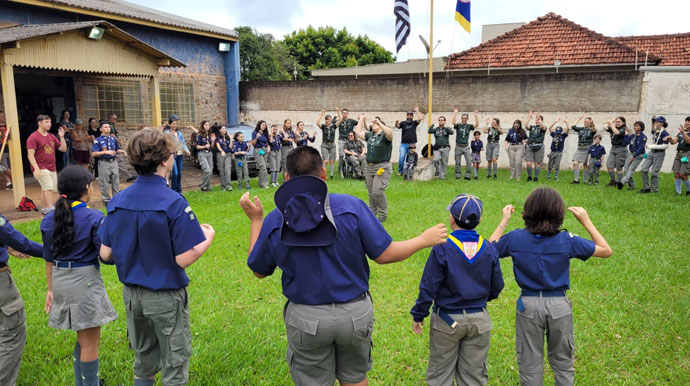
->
xmin=447 ymin=194 xmax=483 ymax=228
xmin=274 ymin=175 xmax=338 ymax=246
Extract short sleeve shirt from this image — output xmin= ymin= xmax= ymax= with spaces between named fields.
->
xmin=252 ymin=130 xmax=269 ymax=147
xmin=572 ymin=126 xmax=595 ymax=146
xmin=365 ymin=131 xmax=393 ymax=163
xmin=344 ymin=140 xmax=363 ymax=155
xmin=399 ymin=120 xmax=419 ymax=144
xmin=527 ymin=125 xmax=546 ymax=144
xmin=338 ymin=118 xmax=358 ymax=140
xmin=26 ymin=130 xmax=61 ymax=172
xmin=550 ymin=132 xmax=568 ymax=152
xmin=0 ymin=213 xmax=44 ymax=263
xmin=677 ymin=131 xmax=690 ymax=151
xmin=92 ymin=135 xmax=120 ymax=160
xmin=454 ymin=123 xmax=474 ymax=145
xmin=321 ymin=124 xmax=337 ymax=144
xmin=41 ymin=206 xmax=104 ymax=263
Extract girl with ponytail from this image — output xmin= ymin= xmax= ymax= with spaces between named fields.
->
xmin=40 ymin=166 xmax=117 ymax=386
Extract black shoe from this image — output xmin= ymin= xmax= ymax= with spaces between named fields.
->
xmin=486 ymin=175 xmax=491 ymax=179
xmin=527 ymin=176 xmax=533 ymax=181
xmin=126 ymin=176 xmax=137 ymax=182
xmin=617 ymin=182 xmax=623 ymax=189
xmin=474 ymin=176 xmax=478 ymax=180
xmin=534 ymin=178 xmax=538 ymax=183
xmin=686 ymin=191 xmax=690 ymax=196
xmin=639 ymin=188 xmax=651 ymax=194
xmin=464 ymin=176 xmax=471 ymax=181
xmin=572 ymin=180 xmax=580 ymax=185
xmin=493 ymin=175 xmax=497 ymax=179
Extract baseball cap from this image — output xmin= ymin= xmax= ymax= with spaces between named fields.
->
xmin=274 ymin=175 xmax=338 ymax=246
xmin=168 ymin=114 xmax=180 ymax=122
xmin=406 ymin=111 xmax=414 ymax=115
xmin=447 ymin=194 xmax=483 ymax=228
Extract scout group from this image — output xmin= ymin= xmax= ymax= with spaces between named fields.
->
xmin=5 ymin=106 xmax=690 ymax=385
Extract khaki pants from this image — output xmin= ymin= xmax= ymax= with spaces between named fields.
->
xmin=97 ymin=159 xmax=119 ymax=203
xmin=254 ymin=148 xmax=269 ymax=188
xmin=234 ymin=158 xmax=250 ymax=188
xmin=641 ymin=150 xmax=665 ymax=192
xmin=364 ymin=162 xmax=392 ymax=221
xmin=0 ymin=269 xmax=27 ymax=386
xmin=217 ymin=153 xmax=232 ymax=190
xmin=346 ymin=155 xmax=366 ymax=177
xmin=516 ymin=296 xmax=574 ymax=386
xmin=427 ymin=310 xmax=492 ymax=386
xmin=454 ymin=145 xmax=472 ymax=178
xmin=621 ymin=155 xmax=644 ymax=189
xmin=508 ymin=144 xmax=525 ymax=180
xmin=198 ymin=151 xmax=213 ymax=189
xmin=434 ymin=146 xmax=450 ymax=179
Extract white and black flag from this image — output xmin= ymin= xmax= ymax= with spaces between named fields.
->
xmin=394 ymin=0 xmax=411 ymax=53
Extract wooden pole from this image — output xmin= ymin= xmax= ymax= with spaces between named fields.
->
xmin=0 ymin=50 xmax=26 ymax=207
xmin=426 ymin=0 xmax=434 ymax=159
xmin=150 ymin=75 xmax=162 ymax=128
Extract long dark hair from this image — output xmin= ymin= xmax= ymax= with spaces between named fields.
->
xmin=513 ymin=120 xmax=525 ymax=140
xmin=199 ymin=120 xmax=210 ymax=137
xmin=255 ymin=120 xmax=269 ymax=137
xmin=52 ymin=166 xmax=94 ymax=255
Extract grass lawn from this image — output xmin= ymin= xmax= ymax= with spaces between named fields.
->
xmin=10 ymin=167 xmax=690 ymax=385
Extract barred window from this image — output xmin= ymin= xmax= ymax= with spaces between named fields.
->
xmin=81 ymin=78 xmax=147 ymax=124
xmin=160 ymin=81 xmax=196 ymax=127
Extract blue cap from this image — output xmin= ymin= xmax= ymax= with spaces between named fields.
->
xmin=653 ymin=116 xmax=668 ymax=128
xmin=274 ymin=175 xmax=337 ymax=246
xmin=447 ymin=194 xmax=483 ymax=228
xmin=169 ymin=114 xmax=180 ymax=122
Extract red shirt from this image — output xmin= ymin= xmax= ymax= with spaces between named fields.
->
xmin=27 ymin=130 xmax=61 ymax=172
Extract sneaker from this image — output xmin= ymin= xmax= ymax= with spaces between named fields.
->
xmin=474 ymin=176 xmax=478 ymax=180
xmin=594 ymin=182 xmax=599 ymax=185
xmin=527 ymin=176 xmax=533 ymax=181
xmin=493 ymin=175 xmax=497 ymax=180
xmin=261 ymin=186 xmax=270 ymax=189
xmin=464 ymin=176 xmax=471 ymax=181
xmin=5 ymin=183 xmax=11 ymax=190
xmin=486 ymin=175 xmax=491 ymax=179
xmin=228 ymin=187 xmax=233 ymax=191
xmin=639 ymin=188 xmax=651 ymax=194
xmin=396 ymin=172 xmax=402 ymax=177
xmin=547 ymin=175 xmax=551 ymax=179
xmin=617 ymin=182 xmax=623 ymax=189
xmin=555 ymin=176 xmax=559 ymax=181
xmin=572 ymin=180 xmax=580 ymax=185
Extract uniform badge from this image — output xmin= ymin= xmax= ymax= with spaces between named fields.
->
xmin=462 ymin=241 xmax=479 ymax=259
xmin=184 ymin=206 xmax=195 ymax=220
xmin=0 ymin=217 xmax=6 ymax=227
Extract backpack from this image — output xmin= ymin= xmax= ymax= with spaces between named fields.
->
xmin=17 ymin=197 xmax=38 ymax=212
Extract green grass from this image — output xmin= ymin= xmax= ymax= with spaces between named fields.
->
xmin=10 ymin=168 xmax=690 ymax=385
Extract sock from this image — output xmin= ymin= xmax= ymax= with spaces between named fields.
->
xmin=527 ymin=167 xmax=532 ymax=178
xmin=329 ymin=163 xmax=334 ymax=175
xmin=134 ymin=378 xmax=155 ymax=386
xmin=73 ymin=342 xmax=83 ymax=386
xmin=473 ymin=167 xmax=477 ymax=177
xmin=487 ymin=165 xmax=491 ymax=176
xmin=574 ymin=168 xmax=580 ymax=181
xmin=675 ymin=179 xmax=682 ymax=194
xmin=555 ymin=169 xmax=560 ymax=178
xmin=583 ymin=169 xmax=589 ymax=182
xmin=535 ymin=168 xmax=541 ymax=179
xmin=79 ymin=359 xmax=99 ymax=386
xmin=684 ymin=180 xmax=690 ymax=192
xmin=493 ymin=163 xmax=498 ymax=176
xmin=617 ymin=173 xmax=623 ymax=183
xmin=608 ymin=171 xmax=615 ymax=181
xmin=547 ymin=169 xmax=551 ymax=178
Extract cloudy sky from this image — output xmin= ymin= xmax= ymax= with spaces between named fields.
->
xmin=135 ymin=0 xmax=688 ymax=62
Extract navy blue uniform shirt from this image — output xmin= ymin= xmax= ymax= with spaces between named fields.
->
xmin=40 ymin=204 xmax=103 ymax=263
xmin=98 ymin=174 xmax=206 ymax=290
xmin=550 ymin=132 xmax=568 ymax=152
xmin=506 ymin=128 xmax=526 ymax=144
xmin=650 ymin=129 xmax=670 ymax=146
xmin=588 ymin=144 xmax=606 ymax=159
xmin=233 ymin=141 xmax=249 ymax=158
xmin=281 ymin=130 xmax=296 ymax=145
xmin=296 ymin=131 xmax=315 ymax=147
xmin=92 ymin=135 xmax=120 ymax=160
xmin=471 ymin=139 xmax=483 ymax=153
xmin=629 ymin=133 xmax=648 ymax=157
xmin=247 ymin=194 xmax=393 ymax=305
xmin=196 ymin=134 xmax=211 ymax=149
xmin=216 ymin=136 xmax=232 ymax=153
xmin=0 ymin=214 xmax=43 ymax=263
xmin=493 ymin=228 xmax=595 ymax=291
xmin=411 ymin=230 xmax=504 ymax=322
xmin=252 ymin=130 xmax=269 ymax=148
xmin=269 ymin=135 xmax=282 ymax=151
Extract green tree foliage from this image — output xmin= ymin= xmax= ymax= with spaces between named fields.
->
xmin=283 ymin=26 xmax=395 ymax=79
xmin=236 ymin=26 xmax=293 ymax=81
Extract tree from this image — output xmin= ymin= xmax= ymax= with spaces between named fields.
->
xmin=236 ymin=26 xmax=293 ymax=81
xmin=282 ymin=26 xmax=395 ymax=79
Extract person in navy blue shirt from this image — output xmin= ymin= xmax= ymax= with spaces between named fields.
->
xmin=489 ymin=187 xmax=612 ymax=386
xmin=586 ymin=134 xmax=606 ymax=185
xmin=619 ymin=121 xmax=648 ymax=190
xmin=411 ymin=194 xmax=503 ymax=386
xmin=251 ymin=120 xmax=270 ymax=188
xmin=91 ymin=121 xmax=125 ymax=204
xmin=640 ymin=116 xmax=672 ymax=193
xmin=240 ymin=146 xmax=447 ymax=386
xmin=0 ymin=213 xmax=43 ymax=386
xmin=546 ymin=121 xmax=569 ymax=180
xmin=40 ymin=166 xmax=116 ymax=386
xmin=268 ymin=124 xmax=282 ymax=186
xmin=294 ymin=120 xmax=316 ymax=147
xmin=215 ymin=125 xmax=233 ymax=191
xmin=232 ymin=131 xmax=251 ymax=190
xmin=98 ymin=128 xmax=214 ymax=386
xmin=195 ymin=120 xmax=214 ymax=192
xmin=470 ymin=131 xmax=483 ymax=179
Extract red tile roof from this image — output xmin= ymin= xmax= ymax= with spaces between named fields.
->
xmin=614 ymin=33 xmax=690 ymax=66
xmin=446 ymin=13 xmax=660 ymax=70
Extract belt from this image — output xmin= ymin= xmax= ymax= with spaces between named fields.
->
xmin=521 ymin=289 xmax=566 ymax=297
xmin=612 ymin=145 xmax=623 ymax=148
xmin=99 ymin=157 xmax=115 ymax=161
xmin=199 ymin=149 xmax=210 ymax=152
xmin=457 ymin=143 xmax=469 ymax=147
xmin=578 ymin=144 xmax=591 ymax=148
xmin=434 ymin=306 xmax=485 ymax=328
xmin=652 ymin=149 xmax=665 ymax=153
xmin=53 ymin=260 xmax=98 ymax=269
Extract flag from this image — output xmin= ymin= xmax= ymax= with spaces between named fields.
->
xmin=455 ymin=0 xmax=471 ymax=33
xmin=394 ymin=0 xmax=411 ymax=53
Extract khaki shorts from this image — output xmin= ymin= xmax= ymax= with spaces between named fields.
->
xmin=672 ymin=151 xmax=690 ymax=175
xmin=37 ymin=169 xmax=58 ymax=192
xmin=321 ymin=142 xmax=337 ymax=161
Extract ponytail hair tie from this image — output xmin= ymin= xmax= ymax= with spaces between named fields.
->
xmin=61 ymin=194 xmax=67 ymax=198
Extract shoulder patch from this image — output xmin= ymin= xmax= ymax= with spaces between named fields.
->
xmin=568 ymin=232 xmax=578 ymax=238
xmin=0 ymin=217 xmax=6 ymax=227
xmin=184 ymin=206 xmax=195 ymax=220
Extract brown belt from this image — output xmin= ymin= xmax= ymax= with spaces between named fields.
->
xmin=0 ymin=266 xmax=9 ymax=273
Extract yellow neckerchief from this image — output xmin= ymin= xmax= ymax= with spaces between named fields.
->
xmin=447 ymin=233 xmax=484 ymax=263
xmin=70 ymin=200 xmax=90 ymax=210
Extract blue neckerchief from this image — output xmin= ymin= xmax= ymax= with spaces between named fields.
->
xmin=446 ymin=229 xmax=485 ymax=264
xmin=70 ymin=200 xmax=89 ymax=210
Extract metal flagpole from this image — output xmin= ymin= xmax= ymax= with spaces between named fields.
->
xmin=426 ymin=0 xmax=434 ymax=159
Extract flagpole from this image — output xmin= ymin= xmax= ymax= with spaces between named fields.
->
xmin=426 ymin=0 xmax=434 ymax=159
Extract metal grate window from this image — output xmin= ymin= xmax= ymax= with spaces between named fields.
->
xmin=160 ymin=80 xmax=196 ymax=127
xmin=81 ymin=78 xmax=148 ymax=124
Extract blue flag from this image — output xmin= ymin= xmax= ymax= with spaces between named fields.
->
xmin=394 ymin=0 xmax=411 ymax=53
xmin=455 ymin=0 xmax=471 ymax=33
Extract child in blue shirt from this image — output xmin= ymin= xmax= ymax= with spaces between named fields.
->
xmin=587 ymin=134 xmax=606 ymax=185
xmin=411 ymin=194 xmax=503 ymax=385
xmin=547 ymin=123 xmax=569 ymax=180
xmin=232 ymin=132 xmax=250 ymax=190
xmin=489 ymin=187 xmax=612 ymax=386
xmin=470 ymin=131 xmax=483 ymax=179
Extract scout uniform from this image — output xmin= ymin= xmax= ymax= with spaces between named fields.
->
xmin=606 ymin=125 xmax=628 ymax=186
xmin=320 ymin=122 xmax=337 ymax=162
xmin=344 ymin=138 xmax=366 ymax=178
xmin=365 ymin=130 xmax=393 ymax=222
xmin=454 ymin=123 xmax=474 ymax=179
xmin=397 ymin=118 xmax=419 ymax=174
xmin=571 ymin=125 xmax=595 ymax=182
xmin=428 ymin=125 xmax=454 ymax=179
xmin=403 ymin=150 xmax=418 ymax=180
xmin=0 ymin=214 xmax=43 ymax=386
xmin=506 ymin=127 xmax=526 ymax=180
xmin=233 ymin=140 xmax=251 ymax=189
xmin=279 ymin=129 xmax=296 ymax=176
xmin=672 ymin=127 xmax=690 ymax=195
xmin=619 ymin=132 xmax=648 ymax=190
xmin=92 ymin=134 xmax=121 ymax=204
xmin=252 ymin=130 xmax=270 ymax=188
xmin=216 ymin=135 xmax=233 ymax=191
xmin=493 ymin=228 xmax=596 ymax=386
xmin=196 ymin=133 xmax=214 ymax=191
xmin=108 ymin=120 xmax=135 ymax=182
xmin=411 ymin=195 xmax=503 ymax=386
xmin=525 ymin=125 xmax=546 ymax=181
xmin=471 ymin=138 xmax=483 ymax=179
xmin=268 ymin=135 xmax=282 ymax=186
xmin=296 ymin=130 xmax=315 ymax=147
xmin=486 ymin=128 xmax=501 ymax=178
xmin=98 ymin=174 xmax=206 ymax=386
xmin=337 ymin=118 xmax=358 ymax=177
xmin=640 ymin=122 xmax=670 ymax=193
xmin=547 ymin=129 xmax=568 ymax=180
xmin=587 ymin=144 xmax=606 ymax=185
xmin=248 ymin=175 xmax=393 ymax=386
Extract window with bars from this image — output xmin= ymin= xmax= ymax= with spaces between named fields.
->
xmin=160 ymin=81 xmax=196 ymax=126
xmin=81 ymin=78 xmax=147 ymax=124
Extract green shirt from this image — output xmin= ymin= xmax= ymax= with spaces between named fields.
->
xmin=678 ymin=131 xmax=690 ymax=152
xmin=454 ymin=123 xmax=473 ymax=145
xmin=428 ymin=125 xmax=454 ymax=148
xmin=572 ymin=126 xmax=595 ymax=146
xmin=338 ymin=118 xmax=358 ymax=140
xmin=487 ymin=128 xmax=501 ymax=143
xmin=108 ymin=121 xmax=118 ymax=137
xmin=365 ymin=131 xmax=392 ymax=163
xmin=344 ymin=139 xmax=364 ymax=155
xmin=321 ymin=123 xmax=337 ymax=144
xmin=527 ymin=125 xmax=546 ymax=144
xmin=607 ymin=125 xmax=627 ymax=147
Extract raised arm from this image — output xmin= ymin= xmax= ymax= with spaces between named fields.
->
xmin=573 ymin=114 xmax=584 ymax=127
xmin=316 ymin=110 xmax=325 ymax=128
xmin=474 ymin=110 xmax=480 ymax=128
xmin=452 ymin=106 xmax=459 ymax=125
xmin=548 ymin=118 xmax=560 ymax=132
xmin=489 ymin=205 xmax=515 ymax=242
xmin=334 ymin=107 xmax=342 ymax=125
xmin=414 ymin=105 xmax=423 ymax=124
xmin=355 ymin=114 xmax=367 ymax=140
xmin=376 ymin=118 xmax=394 ymax=141
xmin=524 ymin=110 xmax=533 ymax=128
xmin=568 ymin=207 xmax=612 ymax=258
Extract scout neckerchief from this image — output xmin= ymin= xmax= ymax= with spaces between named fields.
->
xmin=70 ymin=200 xmax=89 ymax=210
xmin=447 ymin=230 xmax=485 ymax=264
